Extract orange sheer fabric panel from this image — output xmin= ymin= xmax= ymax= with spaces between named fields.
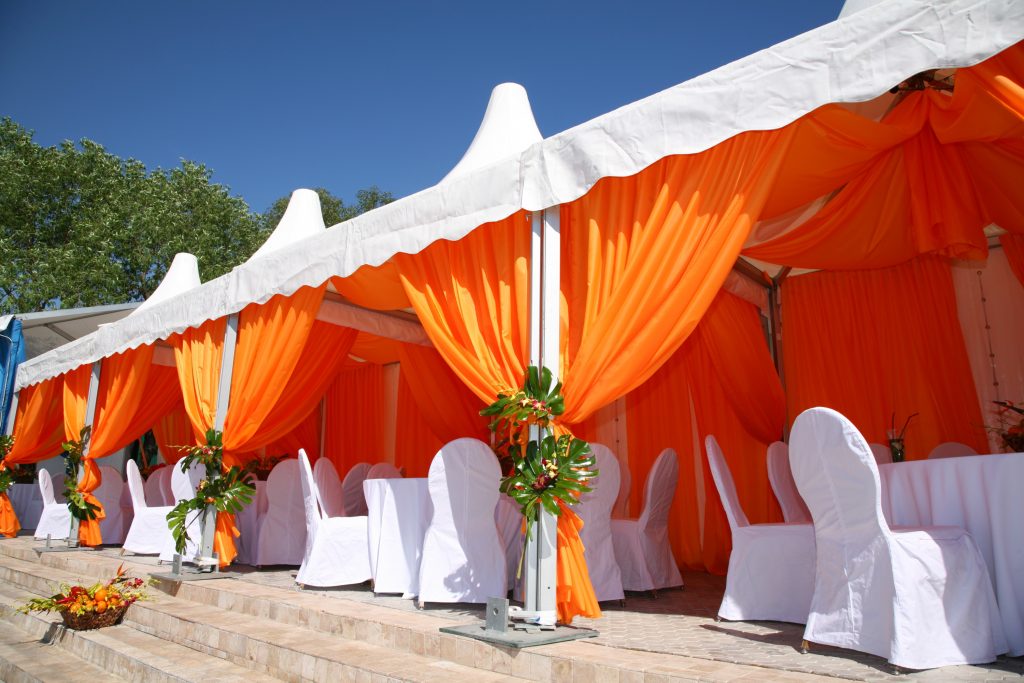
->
xmin=555 ymin=501 xmax=601 ymax=623
xmin=559 ymin=128 xmax=795 ymax=424
xmin=224 ymin=285 xmax=326 ymax=453
xmin=91 ymin=364 xmax=182 ymax=459
xmin=171 ymin=318 xmax=225 ymax=438
xmin=267 ymin=407 xmax=322 ymax=460
xmin=397 ymin=343 xmax=488 ymax=444
xmin=1002 ymin=234 xmax=1024 ymax=286
xmin=394 ymin=372 xmax=443 ymax=478
xmin=350 ymin=333 xmax=402 ymax=364
xmin=323 ymin=363 xmax=386 ymax=474
xmin=746 ymin=44 xmax=1024 ymax=269
xmin=330 ymin=262 xmax=410 ymax=311
xmin=242 ymin=322 xmax=357 ymax=459
xmin=395 ymin=212 xmax=531 ymax=404
xmin=61 ymin=365 xmax=104 ymax=545
xmin=0 ymin=487 xmax=20 ymax=538
xmin=7 ymin=377 xmax=64 ymax=465
xmin=782 ymin=256 xmax=988 ymax=458
xmin=214 ymin=514 xmax=239 ymax=566
xmin=153 ymin=402 xmax=197 ymax=465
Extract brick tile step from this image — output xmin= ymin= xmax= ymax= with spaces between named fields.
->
xmin=0 ymin=551 xmax=526 ymax=683
xmin=0 ymin=618 xmax=125 ymax=683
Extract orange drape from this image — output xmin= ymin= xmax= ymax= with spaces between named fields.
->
xmin=1002 ymin=234 xmax=1024 ymax=287
xmin=323 ymin=363 xmax=385 ymax=474
xmin=7 ymin=377 xmax=64 ymax=465
xmin=350 ymin=333 xmax=402 ymax=364
xmin=0 ymin=486 xmax=20 ymax=538
xmin=555 ymin=501 xmax=601 ymax=624
xmin=171 ymin=317 xmax=225 ymax=441
xmin=394 ymin=372 xmax=444 ymax=478
xmin=782 ymin=256 xmax=988 ymax=458
xmin=61 ymin=365 xmax=104 ymax=546
xmin=331 ymin=264 xmax=410 ymax=311
xmin=153 ymin=402 xmax=197 ymax=465
xmin=560 ymin=129 xmax=795 ymax=423
xmin=396 ymin=343 xmax=488 ymax=444
xmin=267 ymin=407 xmax=323 ymax=460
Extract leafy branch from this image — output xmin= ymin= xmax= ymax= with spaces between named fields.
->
xmin=61 ymin=426 xmax=100 ymax=521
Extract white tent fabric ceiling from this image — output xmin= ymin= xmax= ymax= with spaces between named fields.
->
xmin=14 ymin=0 xmax=1024 ymax=390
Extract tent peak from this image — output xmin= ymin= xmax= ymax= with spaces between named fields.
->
xmin=129 ymin=252 xmax=201 ymax=318
xmin=249 ymin=188 xmax=326 ymax=261
xmin=442 ymin=82 xmax=542 ymax=182
xmin=839 ymin=0 xmax=890 ymax=19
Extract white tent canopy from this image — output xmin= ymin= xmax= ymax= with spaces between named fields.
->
xmin=13 ymin=0 xmax=1023 ymax=390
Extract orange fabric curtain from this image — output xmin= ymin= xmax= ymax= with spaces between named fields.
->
xmin=559 ymin=128 xmax=795 ymax=424
xmin=323 ymin=363 xmax=386 ymax=474
xmin=397 ymin=343 xmax=488 ymax=444
xmin=745 ymin=44 xmax=1024 ymax=269
xmin=330 ymin=263 xmax=410 ymax=311
xmin=1002 ymin=234 xmax=1024 ymax=287
xmin=266 ymin=406 xmax=322 ymax=460
xmin=394 ymin=372 xmax=444 ymax=478
xmin=0 ymin=487 xmax=20 ymax=538
xmin=90 ymin=364 xmax=182 ymax=459
xmin=171 ymin=317 xmax=225 ymax=440
xmin=61 ymin=365 xmax=104 ymax=546
xmin=7 ymin=377 xmax=65 ymax=465
xmin=153 ymin=402 xmax=197 ymax=465
xmin=782 ymin=256 xmax=988 ymax=458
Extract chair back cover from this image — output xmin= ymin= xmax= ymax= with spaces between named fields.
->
xmin=312 ymin=457 xmax=345 ymax=518
xmin=96 ymin=465 xmax=125 ymax=543
xmin=613 ymin=463 xmax=631 ymax=518
xmin=576 ymin=443 xmax=624 ymax=601
xmin=38 ymin=468 xmax=56 ymax=505
xmin=256 ymin=458 xmax=307 ymax=565
xmin=790 ymin=407 xmax=895 ymax=655
xmin=341 ymin=462 xmax=371 ymax=516
xmin=143 ymin=467 xmax=166 ymax=506
xmin=367 ymin=462 xmax=401 ymax=479
xmin=297 ymin=450 xmax=321 ymax=558
xmin=928 ymin=441 xmax=977 ymax=459
xmin=868 ymin=442 xmax=892 ymax=465
xmin=419 ymin=438 xmax=506 ymax=603
xmin=125 ymin=460 xmax=147 ymax=510
xmin=170 ymin=461 xmax=205 ymax=504
xmin=766 ymin=441 xmax=811 ymax=524
xmin=705 ymin=436 xmax=749 ymax=531
xmin=639 ymin=447 xmax=679 ymax=533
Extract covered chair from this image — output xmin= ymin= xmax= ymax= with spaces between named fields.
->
xmin=611 ymin=448 xmax=683 ymax=591
xmin=790 ymin=407 xmax=1006 ymax=669
xmin=366 ymin=462 xmax=401 ymax=479
xmin=928 ymin=442 xmax=978 ymax=459
xmin=160 ymin=461 xmax=205 ymax=562
xmin=766 ymin=442 xmax=811 ymax=524
xmin=312 ymin=457 xmax=345 ymax=518
xmin=255 ymin=459 xmax=307 ymax=566
xmin=341 ymin=462 xmax=371 ymax=517
xmin=295 ymin=450 xmax=371 ymax=588
xmin=707 ymin=436 xmax=815 ymax=623
xmin=123 ymin=459 xmax=174 ymax=555
xmin=612 ymin=464 xmax=631 ymax=519
xmin=575 ymin=443 xmax=624 ymax=602
xmin=95 ymin=465 xmax=126 ymax=545
xmin=34 ymin=469 xmax=70 ymax=540
xmin=418 ymin=438 xmax=506 ymax=605
xmin=143 ymin=466 xmax=170 ymax=506
xmin=869 ymin=443 xmax=892 ymax=466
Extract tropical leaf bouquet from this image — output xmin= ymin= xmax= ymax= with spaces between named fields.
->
xmin=990 ymin=400 xmax=1024 ymax=453
xmin=482 ymin=367 xmax=596 ymax=537
xmin=0 ymin=434 xmax=14 ymax=495
xmin=61 ymin=426 xmax=101 ymax=522
xmin=18 ymin=563 xmax=149 ymax=630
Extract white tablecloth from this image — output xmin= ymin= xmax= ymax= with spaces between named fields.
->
xmin=234 ymin=480 xmax=267 ymax=566
xmin=9 ymin=482 xmax=42 ymax=530
xmin=880 ymin=453 xmax=1024 ymax=656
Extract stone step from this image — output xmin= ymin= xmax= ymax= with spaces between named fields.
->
xmin=0 ymin=551 xmax=526 ymax=683
xmin=0 ymin=583 xmax=281 ymax=683
xmin=0 ymin=618 xmax=125 ymax=683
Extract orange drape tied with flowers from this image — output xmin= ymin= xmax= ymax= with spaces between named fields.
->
xmin=0 ymin=463 xmax=20 ymax=538
xmin=782 ymin=256 xmax=988 ymax=458
xmin=7 ymin=377 xmax=65 ymax=465
xmin=63 ymin=365 xmax=104 ymax=546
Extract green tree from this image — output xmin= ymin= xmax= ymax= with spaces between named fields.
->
xmin=260 ymin=186 xmax=394 ymax=235
xmin=0 ymin=118 xmax=263 ymax=314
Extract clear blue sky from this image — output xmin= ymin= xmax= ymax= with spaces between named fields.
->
xmin=1 ymin=1 xmax=845 ymax=214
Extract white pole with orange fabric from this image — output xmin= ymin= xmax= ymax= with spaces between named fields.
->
xmin=69 ymin=360 xmax=101 ymax=545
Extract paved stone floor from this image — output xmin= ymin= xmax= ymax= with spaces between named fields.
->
xmin=97 ymin=548 xmax=1022 ymax=682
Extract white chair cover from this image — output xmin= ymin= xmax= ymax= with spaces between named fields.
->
xmin=364 ymin=477 xmax=433 ymax=596
xmin=790 ymin=407 xmax=1006 ymax=669
xmin=869 ymin=442 xmax=892 ymax=465
xmin=123 ymin=460 xmax=174 ymax=555
xmin=95 ymin=466 xmax=126 ymax=545
xmin=142 ymin=467 xmax=166 ymax=506
xmin=312 ymin=457 xmax=345 ymax=518
xmin=366 ymin=462 xmax=401 ymax=479
xmin=295 ymin=450 xmax=371 ymax=587
xmin=766 ymin=442 xmax=811 ymax=524
xmin=159 ymin=461 xmax=205 ymax=561
xmin=707 ymin=436 xmax=815 ymax=623
xmin=255 ymin=459 xmax=307 ymax=566
xmin=612 ymin=463 xmax=631 ymax=519
xmin=341 ymin=462 xmax=371 ymax=517
xmin=610 ymin=448 xmax=683 ymax=591
xmin=575 ymin=443 xmax=624 ymax=602
xmin=34 ymin=469 xmax=71 ymax=540
xmin=494 ymin=495 xmax=522 ymax=592
xmin=927 ymin=441 xmax=978 ymax=459
xmin=418 ymin=439 xmax=506 ymax=604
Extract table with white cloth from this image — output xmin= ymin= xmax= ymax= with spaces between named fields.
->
xmin=8 ymin=483 xmax=43 ymax=530
xmin=234 ymin=480 xmax=267 ymax=566
xmin=363 ymin=478 xmax=521 ymax=598
xmin=879 ymin=452 xmax=1024 ymax=656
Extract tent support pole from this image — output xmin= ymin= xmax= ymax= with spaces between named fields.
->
xmin=3 ymin=390 xmax=18 ymax=436
xmin=69 ymin=361 xmax=101 ymax=545
xmin=199 ymin=312 xmax=239 ymax=568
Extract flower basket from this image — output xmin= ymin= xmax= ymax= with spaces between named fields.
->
xmin=59 ymin=601 xmax=130 ymax=630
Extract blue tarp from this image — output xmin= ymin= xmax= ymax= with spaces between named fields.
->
xmin=0 ymin=318 xmax=26 ymax=433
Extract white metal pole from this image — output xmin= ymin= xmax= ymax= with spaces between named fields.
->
xmin=3 ymin=390 xmax=18 ymax=436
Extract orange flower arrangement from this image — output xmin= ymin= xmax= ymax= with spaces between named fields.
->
xmin=18 ymin=564 xmax=149 ymax=630
xmin=990 ymin=401 xmax=1024 ymax=453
